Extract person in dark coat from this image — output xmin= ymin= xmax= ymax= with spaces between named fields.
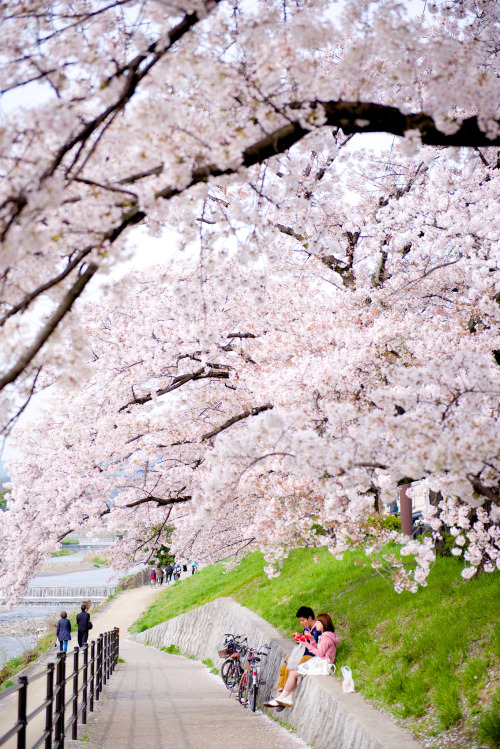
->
xmin=56 ymin=611 xmax=71 ymax=652
xmin=76 ymin=603 xmax=91 ymax=647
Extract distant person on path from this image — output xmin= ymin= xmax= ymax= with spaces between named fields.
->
xmin=56 ymin=611 xmax=71 ymax=652
xmin=156 ymin=566 xmax=164 ymax=585
xmin=275 ymin=613 xmax=338 ymax=707
xmin=165 ymin=563 xmax=173 ymax=584
xmin=76 ymin=603 xmax=92 ymax=648
xmin=191 ymin=559 xmax=198 ymax=575
xmin=150 ymin=568 xmax=157 ymax=587
xmin=173 ymin=562 xmax=181 ymax=580
xmin=264 ymin=606 xmax=320 ymax=709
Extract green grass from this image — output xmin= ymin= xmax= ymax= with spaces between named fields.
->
xmin=132 ymin=546 xmax=500 ymax=745
xmin=159 ymin=644 xmax=181 ymax=655
xmin=477 ymin=688 xmax=500 ymax=748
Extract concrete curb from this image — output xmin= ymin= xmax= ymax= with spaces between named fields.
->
xmin=132 ymin=596 xmax=423 ymax=749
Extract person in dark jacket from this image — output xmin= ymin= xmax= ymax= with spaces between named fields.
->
xmin=56 ymin=611 xmax=71 ymax=652
xmin=76 ymin=603 xmax=91 ymax=647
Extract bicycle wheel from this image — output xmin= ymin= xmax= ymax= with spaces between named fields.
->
xmin=238 ymin=671 xmax=249 ymax=705
xmin=230 ymin=662 xmax=243 ymax=691
xmin=249 ymin=680 xmax=258 ymax=712
xmin=221 ymin=659 xmax=233 ymax=687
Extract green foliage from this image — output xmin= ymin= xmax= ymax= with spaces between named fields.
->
xmin=132 ymin=546 xmax=499 ymax=743
xmin=477 ymin=689 xmax=500 ymax=748
xmin=61 ymin=537 xmax=79 ymax=545
xmin=368 ymin=514 xmax=401 ymax=532
xmin=51 ymin=549 xmax=71 ymax=557
xmin=0 ymin=490 xmax=8 ymax=511
xmin=117 ymin=657 xmax=125 ymax=663
xmin=267 ymin=715 xmax=297 ymax=734
xmin=202 ymin=656 xmax=219 ymax=674
xmin=143 ymin=525 xmax=175 ymax=566
xmin=0 ymin=680 xmax=14 ymax=690
xmin=160 ymin=644 xmax=181 ymax=655
xmin=311 ymin=523 xmax=326 ymax=536
xmin=155 ymin=544 xmax=175 ymax=566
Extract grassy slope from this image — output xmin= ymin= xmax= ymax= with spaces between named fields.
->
xmin=133 ymin=547 xmax=500 ymax=747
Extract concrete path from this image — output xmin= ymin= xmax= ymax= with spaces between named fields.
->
xmin=78 ymin=639 xmax=307 ymax=749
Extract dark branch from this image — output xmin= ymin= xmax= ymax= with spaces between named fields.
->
xmin=125 ymin=494 xmax=191 ymax=509
xmin=0 ymin=263 xmax=98 ymax=392
xmin=119 ymin=367 xmax=229 ymax=411
xmin=202 ymin=403 xmax=273 ymax=441
xmin=467 ymin=475 xmax=500 ymax=507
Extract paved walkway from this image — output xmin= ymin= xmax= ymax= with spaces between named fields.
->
xmin=77 ymin=639 xmax=307 ymax=749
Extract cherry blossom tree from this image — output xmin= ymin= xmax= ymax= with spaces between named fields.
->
xmin=1 ymin=0 xmax=500 ymax=600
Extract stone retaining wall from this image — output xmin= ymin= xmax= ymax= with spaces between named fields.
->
xmin=133 ymin=596 xmax=423 ymax=749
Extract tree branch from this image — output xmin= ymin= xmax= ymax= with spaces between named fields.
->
xmin=201 ymin=403 xmax=274 ymax=441
xmin=124 ymin=494 xmax=191 ymax=509
xmin=467 ymin=475 xmax=500 ymax=506
xmin=0 ymin=262 xmax=98 ymax=392
xmin=119 ymin=367 xmax=229 ymax=411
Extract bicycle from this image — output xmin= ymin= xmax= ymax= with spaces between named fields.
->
xmin=237 ymin=644 xmax=270 ymax=711
xmin=218 ymin=634 xmax=247 ymax=690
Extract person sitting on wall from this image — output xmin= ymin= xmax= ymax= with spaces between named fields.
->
xmin=263 ymin=606 xmax=319 ymax=709
xmin=275 ymin=613 xmax=338 ymax=707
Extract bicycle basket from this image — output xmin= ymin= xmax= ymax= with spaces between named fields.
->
xmin=218 ymin=645 xmax=235 ymax=658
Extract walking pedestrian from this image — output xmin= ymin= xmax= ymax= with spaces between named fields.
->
xmin=56 ymin=611 xmax=71 ymax=652
xmin=165 ymin=563 xmax=173 ymax=584
xmin=156 ymin=566 xmax=164 ymax=585
xmin=191 ymin=559 xmax=198 ymax=575
xmin=150 ymin=568 xmax=157 ymax=587
xmin=76 ymin=603 xmax=92 ymax=648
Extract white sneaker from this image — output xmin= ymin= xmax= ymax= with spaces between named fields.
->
xmin=276 ymin=694 xmax=293 ymax=707
xmin=263 ymin=698 xmax=280 ymax=707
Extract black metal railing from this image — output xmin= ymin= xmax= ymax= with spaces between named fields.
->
xmin=0 ymin=628 xmax=119 ymax=749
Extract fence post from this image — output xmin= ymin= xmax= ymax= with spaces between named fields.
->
xmin=95 ymin=635 xmax=103 ymax=701
xmin=54 ymin=651 xmax=66 ymax=749
xmin=113 ymin=627 xmax=119 ymax=672
xmin=45 ymin=662 xmax=55 ymax=749
xmin=82 ymin=644 xmax=88 ymax=725
xmin=72 ymin=647 xmax=79 ymax=740
xmin=17 ymin=675 xmax=28 ymax=749
xmin=89 ymin=640 xmax=95 ymax=712
xmin=103 ymin=632 xmax=108 ymax=685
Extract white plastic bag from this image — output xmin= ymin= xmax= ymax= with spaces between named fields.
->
xmin=341 ymin=665 xmax=355 ymax=693
xmin=297 ymin=656 xmax=336 ymax=676
xmin=287 ymin=642 xmax=306 ymax=670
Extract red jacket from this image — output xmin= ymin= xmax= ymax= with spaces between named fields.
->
xmin=305 ymin=630 xmax=338 ymax=664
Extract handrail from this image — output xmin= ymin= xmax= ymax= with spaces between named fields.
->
xmin=0 ymin=627 xmax=119 ymax=749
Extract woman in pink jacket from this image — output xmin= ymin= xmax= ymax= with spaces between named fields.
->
xmin=276 ymin=613 xmax=338 ymax=707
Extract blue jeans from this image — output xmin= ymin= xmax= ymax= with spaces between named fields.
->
xmin=59 ymin=640 xmax=68 ymax=652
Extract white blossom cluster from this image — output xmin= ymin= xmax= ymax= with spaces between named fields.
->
xmin=0 ymin=1 xmax=499 ymax=600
